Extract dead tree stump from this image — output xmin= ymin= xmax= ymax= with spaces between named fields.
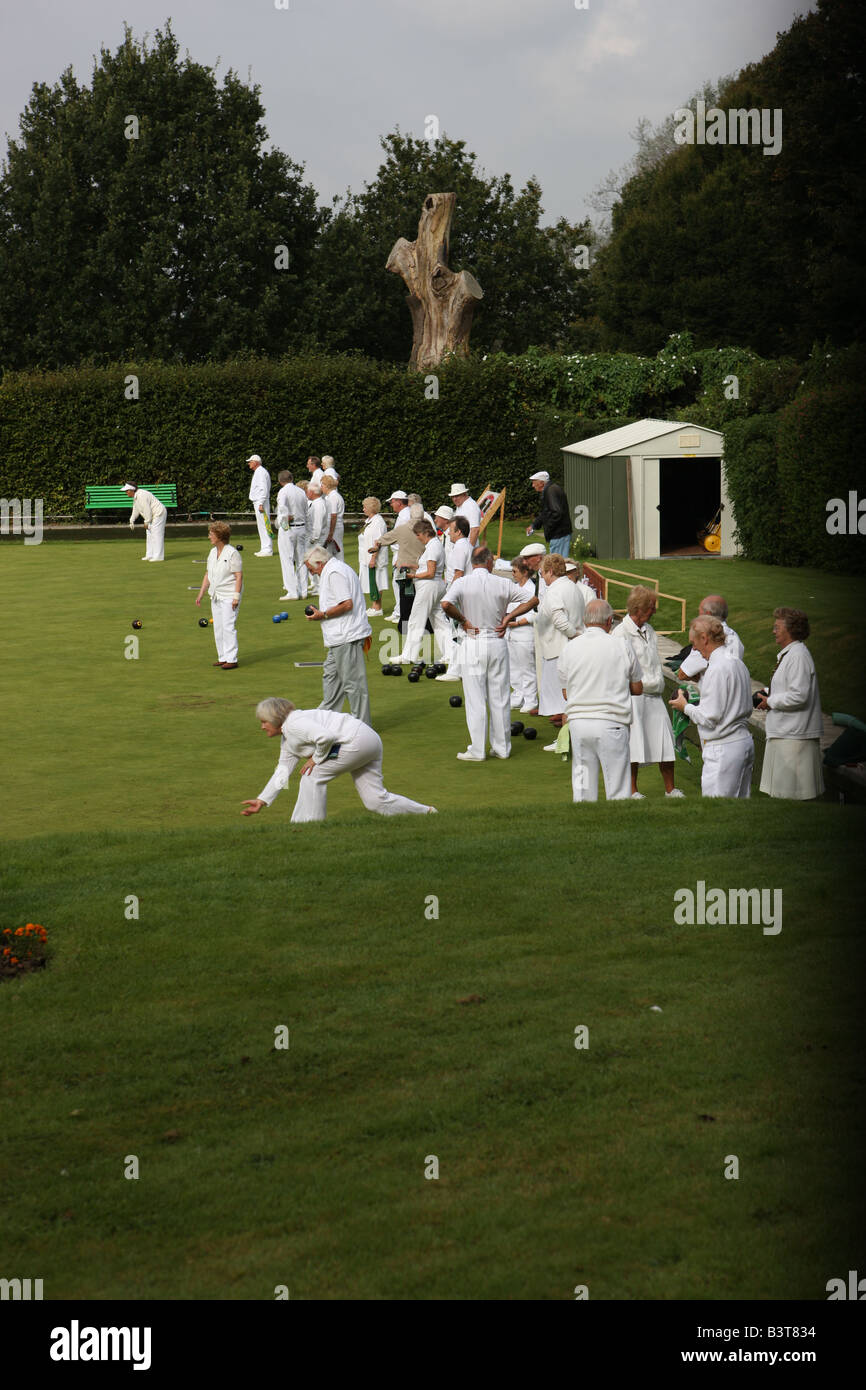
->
xmin=386 ymin=192 xmax=483 ymax=371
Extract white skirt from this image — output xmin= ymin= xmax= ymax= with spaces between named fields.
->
xmin=760 ymin=738 xmax=824 ymax=800
xmin=629 ymin=694 xmax=675 ymax=764
xmin=539 ymin=657 xmax=566 ymax=716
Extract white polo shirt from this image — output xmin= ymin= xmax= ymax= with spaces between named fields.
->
xmin=248 ymin=466 xmax=271 ymax=505
xmin=681 ymin=645 xmax=753 ymax=745
xmin=416 ymin=536 xmax=444 ymax=582
xmin=680 ymin=622 xmax=744 ymax=678
xmin=558 ymin=626 xmax=641 ymax=724
xmin=318 ymin=558 xmax=372 ymax=648
xmin=207 ymin=544 xmax=243 ymax=602
xmin=456 ymin=497 xmax=482 ymax=533
xmin=446 ymin=536 xmax=472 ymax=586
xmin=443 ymin=568 xmax=526 ymax=635
xmin=276 ymin=482 xmax=308 ymax=527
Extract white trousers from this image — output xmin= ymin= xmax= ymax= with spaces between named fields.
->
xmin=508 ymin=633 xmax=537 ymax=708
xmin=461 ymin=635 xmax=511 ymax=758
xmin=290 ymin=724 xmax=431 ymax=822
xmin=568 ymin=718 xmax=632 ymax=801
xmin=145 ymin=513 xmax=166 ymax=560
xmin=211 ymin=597 xmax=240 ymax=664
xmin=700 ymin=734 xmax=754 ymax=798
xmin=278 ymin=525 xmax=306 ymax=598
xmin=253 ymin=507 xmax=272 ymax=554
xmin=401 ymin=580 xmax=452 ymax=663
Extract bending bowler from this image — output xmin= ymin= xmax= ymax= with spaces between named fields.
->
xmin=242 ymin=699 xmax=436 ymax=823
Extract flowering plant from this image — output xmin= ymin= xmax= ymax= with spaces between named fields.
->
xmin=1 ymin=923 xmax=49 ymax=979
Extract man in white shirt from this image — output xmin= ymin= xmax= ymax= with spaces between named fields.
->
xmin=322 ymin=476 xmax=346 ymax=557
xmin=306 ymin=455 xmax=324 ymax=489
xmin=449 ymin=484 xmax=482 ymax=545
xmin=247 ymin=454 xmax=273 ymax=556
xmin=670 ymin=615 xmax=754 ymax=797
xmin=304 ymin=545 xmax=373 ymax=726
xmin=275 ymin=469 xmax=309 ymax=601
xmin=381 ymin=491 xmax=411 ymax=623
xmin=676 ymin=595 xmax=744 ymax=681
xmin=302 ymin=485 xmax=329 ymax=595
xmin=558 ymin=599 xmax=643 ymax=802
xmin=122 ymin=482 xmax=167 ymax=561
xmin=442 ymin=547 xmax=537 ymax=761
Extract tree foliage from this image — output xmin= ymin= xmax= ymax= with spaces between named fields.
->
xmin=0 ymin=23 xmax=323 ymax=368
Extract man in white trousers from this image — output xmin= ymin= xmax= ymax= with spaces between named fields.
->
xmin=122 ymin=482 xmax=167 ymax=560
xmin=275 ymin=469 xmax=309 ymax=600
xmin=303 ymin=545 xmax=373 ymax=726
xmin=302 ymin=484 xmax=329 ymax=595
xmin=400 ymin=519 xmax=453 ymax=665
xmin=558 ymin=598 xmax=643 ymax=802
xmin=242 ymin=698 xmax=435 ymax=823
xmin=441 ymin=547 xmax=537 ymax=762
xmin=247 ymin=453 xmax=273 ymax=556
xmin=670 ymin=616 xmax=754 ymax=797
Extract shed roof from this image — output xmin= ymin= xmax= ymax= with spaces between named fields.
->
xmin=563 ymin=418 xmax=723 ymax=459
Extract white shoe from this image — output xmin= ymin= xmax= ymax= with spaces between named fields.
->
xmin=489 ymin=750 xmax=510 ymax=759
xmin=435 ymin=673 xmax=462 ymax=682
xmin=543 ymin=742 xmax=558 ymax=751
xmin=254 ymin=550 xmax=272 ymax=557
xmin=665 ymin=788 xmax=685 ymax=798
xmin=278 ymin=593 xmax=291 ymax=601
xmin=631 ymin=792 xmax=646 ymax=800
xmin=366 ymin=608 xmax=384 ymax=616
xmin=456 ymin=751 xmax=485 ymax=762
xmin=384 ymin=612 xmax=400 ymax=623
xmin=520 ymin=706 xmax=539 ymax=715
xmin=141 ymin=555 xmax=149 ymax=560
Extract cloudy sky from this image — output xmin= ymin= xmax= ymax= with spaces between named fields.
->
xmin=1 ymin=0 xmax=812 ymax=226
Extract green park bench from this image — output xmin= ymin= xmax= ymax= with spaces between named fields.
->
xmin=85 ymin=484 xmax=178 ymax=523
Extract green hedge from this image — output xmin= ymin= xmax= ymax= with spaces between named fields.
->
xmin=776 ymin=384 xmax=866 ymax=574
xmin=723 ymin=413 xmax=788 ymax=565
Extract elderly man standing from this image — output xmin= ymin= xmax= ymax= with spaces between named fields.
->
xmin=380 ymin=491 xmax=412 ymax=623
xmin=676 ymin=595 xmax=744 ymax=681
xmin=247 ymin=453 xmax=273 ymax=557
xmin=526 ymin=470 xmax=572 ymax=557
xmin=449 ymin=484 xmax=482 ymax=545
xmin=441 ymin=546 xmax=537 ymax=762
xmin=670 ymin=615 xmax=754 ymax=797
xmin=558 ymin=598 xmax=643 ymax=802
xmin=306 ymin=455 xmax=324 ymax=489
xmin=122 ymin=482 xmax=167 ymax=561
xmin=275 ymin=469 xmax=309 ymax=601
xmin=302 ymin=483 xmax=329 ymax=595
xmin=303 ymin=544 xmax=372 ymax=727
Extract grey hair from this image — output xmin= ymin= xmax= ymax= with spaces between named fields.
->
xmin=701 ymin=594 xmax=729 ymax=620
xmin=689 ymin=615 xmax=725 ymax=645
xmin=304 ymin=544 xmax=331 ymax=567
xmin=256 ymin=697 xmax=295 ymax=726
xmin=408 ymin=502 xmax=424 ymax=520
xmin=277 ymin=470 xmax=293 ymax=485
xmin=585 ymin=598 xmax=614 ymax=626
xmin=321 ymin=455 xmax=335 ymax=467
xmin=407 ymin=492 xmax=422 ymax=506
xmin=307 ymin=484 xmax=322 ymax=497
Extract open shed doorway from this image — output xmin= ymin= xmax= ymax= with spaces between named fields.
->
xmin=659 ymin=456 xmax=722 ymax=555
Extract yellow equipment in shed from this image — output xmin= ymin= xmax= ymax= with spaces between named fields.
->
xmin=698 ymin=507 xmax=722 ymax=552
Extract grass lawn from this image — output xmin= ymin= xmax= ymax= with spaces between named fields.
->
xmin=1 ymin=532 xmax=864 ymax=1300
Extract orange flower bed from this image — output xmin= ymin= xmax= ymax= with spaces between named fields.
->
xmin=1 ymin=923 xmax=49 ymax=980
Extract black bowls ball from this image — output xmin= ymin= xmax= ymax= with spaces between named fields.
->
xmin=389 ymin=664 xmax=403 ymax=675
xmin=449 ymin=695 xmax=463 ymax=708
xmin=132 ymin=619 xmax=143 ymax=630
xmin=407 ymin=672 xmax=421 ymax=683
xmin=510 ymin=721 xmax=525 ymax=736
xmin=236 ymin=544 xmax=243 ymax=551
xmin=523 ymin=726 xmax=538 ymax=740
xmin=381 ymin=664 xmax=392 ymax=675
xmin=425 ymin=667 xmax=438 ymax=679
xmin=198 ymin=618 xmax=209 ymax=628
xmin=304 ymin=605 xmax=316 ymax=616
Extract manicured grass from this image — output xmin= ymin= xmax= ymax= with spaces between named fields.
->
xmin=1 ymin=537 xmax=864 ymax=1299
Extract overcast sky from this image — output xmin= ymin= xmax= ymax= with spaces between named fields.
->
xmin=1 ymin=0 xmax=813 ymax=226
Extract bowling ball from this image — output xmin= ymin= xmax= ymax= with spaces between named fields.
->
xmin=449 ymin=695 xmax=463 ymax=708
xmin=389 ymin=664 xmax=403 ymax=675
xmin=280 ymin=612 xmax=288 ymax=621
xmin=304 ymin=605 xmax=315 ymax=616
xmin=511 ymin=721 xmax=525 ymax=736
xmin=523 ymin=727 xmax=538 ymax=740
xmin=131 ymin=619 xmax=142 ymax=630
xmin=425 ymin=667 xmax=437 ymax=679
xmin=198 ymin=618 xmax=208 ymax=628
xmin=415 ymin=662 xmax=427 ymax=672
xmin=407 ymin=672 xmax=420 ymax=683
xmin=272 ymin=615 xmax=281 ymax=623
xmin=381 ymin=665 xmax=392 ymax=675
xmin=236 ymin=545 xmax=243 ymax=551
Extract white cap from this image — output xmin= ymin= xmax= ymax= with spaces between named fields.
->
xmin=530 ymin=470 xmax=550 ymax=483
xmin=564 ymin=560 xmax=578 ymax=571
xmin=449 ymin=482 xmax=469 ymax=498
xmin=388 ymin=490 xmax=408 ymax=502
xmin=434 ymin=505 xmax=454 ymax=521
xmin=121 ymin=482 xmax=136 ymax=492
xmin=246 ymin=454 xmax=262 ymax=464
xmin=518 ymin=542 xmax=547 ymax=557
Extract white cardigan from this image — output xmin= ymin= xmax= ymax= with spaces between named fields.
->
xmin=612 ymin=614 xmax=666 ymax=697
xmin=535 ymin=576 xmax=584 ymax=660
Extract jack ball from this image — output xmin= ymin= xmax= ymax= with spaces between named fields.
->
xmin=449 ymin=695 xmax=463 ymax=708
xmin=523 ymin=726 xmax=538 ymax=740
xmin=198 ymin=618 xmax=209 ymax=628
xmin=131 ymin=619 xmax=142 ymax=630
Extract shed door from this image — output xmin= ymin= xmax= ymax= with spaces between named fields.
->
xmin=658 ymin=457 xmax=721 ymax=556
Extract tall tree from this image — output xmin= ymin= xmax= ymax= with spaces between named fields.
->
xmin=302 ymin=130 xmax=595 ymax=361
xmin=0 ymin=23 xmax=323 ymax=368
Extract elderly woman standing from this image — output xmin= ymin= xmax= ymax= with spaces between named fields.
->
xmin=756 ymin=607 xmax=824 ymax=799
xmin=358 ymin=496 xmax=389 ymax=616
xmin=504 ymin=557 xmax=538 ymax=714
xmin=613 ymin=585 xmax=683 ymax=798
xmin=535 ymin=553 xmax=585 ymax=734
xmin=195 ymin=521 xmax=243 ymax=669
xmin=242 ymin=698 xmax=436 ymax=822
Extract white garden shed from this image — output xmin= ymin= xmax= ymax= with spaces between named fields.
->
xmin=562 ymin=419 xmax=735 ymax=559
